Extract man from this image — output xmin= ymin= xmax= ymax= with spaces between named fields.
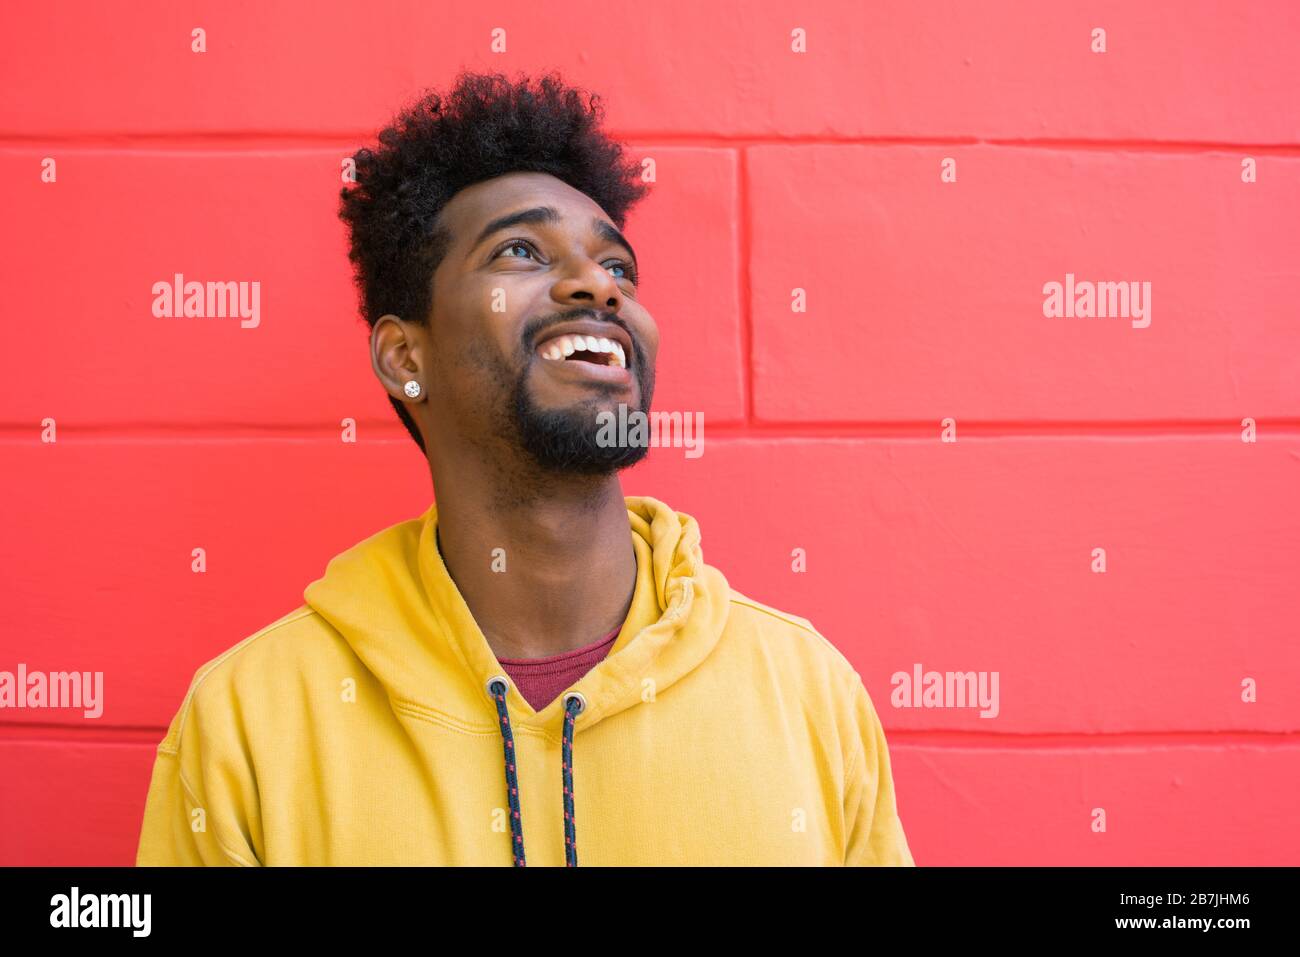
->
xmin=136 ymin=69 xmax=914 ymax=866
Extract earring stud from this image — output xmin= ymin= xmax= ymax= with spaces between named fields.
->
xmin=403 ymin=380 xmax=422 ymax=399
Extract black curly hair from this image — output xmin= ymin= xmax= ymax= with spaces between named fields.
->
xmin=338 ymin=68 xmax=652 ymax=454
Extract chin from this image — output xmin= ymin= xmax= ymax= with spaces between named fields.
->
xmin=509 ymin=362 xmax=654 ymax=473
xmin=515 ymin=401 xmax=649 ymax=474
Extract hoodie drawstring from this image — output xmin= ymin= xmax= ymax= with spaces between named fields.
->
xmin=560 ymin=693 xmax=581 ymax=866
xmin=487 ymin=676 xmax=586 ymax=867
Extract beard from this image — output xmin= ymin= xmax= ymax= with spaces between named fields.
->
xmin=456 ymin=320 xmax=657 ymax=477
xmin=510 ymin=346 xmax=655 ymax=476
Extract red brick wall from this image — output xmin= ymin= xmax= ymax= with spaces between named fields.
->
xmin=3 ymin=0 xmax=1298 ymax=865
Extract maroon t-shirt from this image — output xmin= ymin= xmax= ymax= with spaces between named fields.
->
xmin=498 ymin=625 xmax=621 ymax=713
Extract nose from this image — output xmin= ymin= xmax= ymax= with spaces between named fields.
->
xmin=550 ymin=255 xmax=625 ymax=312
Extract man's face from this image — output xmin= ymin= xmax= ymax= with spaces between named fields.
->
xmin=425 ymin=171 xmax=658 ymax=473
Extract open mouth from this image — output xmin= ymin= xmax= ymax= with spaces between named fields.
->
xmin=537 ymin=334 xmax=627 ymax=370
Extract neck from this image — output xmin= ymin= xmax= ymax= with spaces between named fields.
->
xmin=428 ymin=447 xmax=637 ymax=661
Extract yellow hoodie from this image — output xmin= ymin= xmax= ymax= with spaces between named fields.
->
xmin=136 ymin=496 xmax=914 ymax=866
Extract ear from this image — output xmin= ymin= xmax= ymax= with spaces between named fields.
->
xmin=371 ymin=314 xmax=427 ymax=402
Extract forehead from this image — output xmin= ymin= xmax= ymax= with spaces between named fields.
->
xmin=437 ymin=171 xmax=609 ymax=246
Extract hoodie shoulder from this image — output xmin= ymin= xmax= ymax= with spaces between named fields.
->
xmin=157 ymin=603 xmax=341 ymax=754
xmin=725 ymin=589 xmax=861 ymax=685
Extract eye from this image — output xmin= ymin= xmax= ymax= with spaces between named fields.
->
xmin=607 ymin=260 xmax=639 ymax=285
xmin=493 ymin=240 xmax=639 ymax=286
xmin=494 ymin=239 xmax=538 ymax=261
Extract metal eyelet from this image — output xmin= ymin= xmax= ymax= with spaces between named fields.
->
xmin=562 ymin=690 xmax=588 ymax=715
xmin=486 ymin=674 xmax=510 ymax=698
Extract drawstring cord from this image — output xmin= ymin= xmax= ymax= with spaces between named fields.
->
xmin=487 ymin=676 xmax=526 ymax=866
xmin=561 ymin=694 xmax=581 ymax=866
xmin=486 ymin=675 xmax=587 ymax=867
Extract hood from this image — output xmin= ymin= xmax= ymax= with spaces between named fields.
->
xmin=302 ymin=495 xmax=731 ymax=865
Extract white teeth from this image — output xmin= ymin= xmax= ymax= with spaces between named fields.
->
xmin=538 ymin=333 xmax=628 ymax=367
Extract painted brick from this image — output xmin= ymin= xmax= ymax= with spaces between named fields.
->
xmin=892 ymin=743 xmax=1300 ymax=865
xmin=4 ymin=737 xmax=1295 ymax=865
xmin=625 ymin=436 xmax=1300 ymax=732
xmin=1 ymin=147 xmax=744 ymax=426
xmin=749 ymin=145 xmax=1300 ymax=422
xmin=5 ymin=436 xmax=1295 ymax=733
xmin=3 ymin=2 xmax=1297 ymax=142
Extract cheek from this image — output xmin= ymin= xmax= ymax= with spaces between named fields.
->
xmin=464 ymin=282 xmax=532 ymax=358
xmin=498 ymin=324 xmax=529 ymax=363
xmin=626 ymin=307 xmax=658 ymax=349
xmin=437 ymin=291 xmax=525 ymax=369
xmin=639 ymin=323 xmax=660 ymax=363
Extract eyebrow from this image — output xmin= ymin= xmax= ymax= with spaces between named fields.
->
xmin=470 ymin=205 xmax=638 ymax=270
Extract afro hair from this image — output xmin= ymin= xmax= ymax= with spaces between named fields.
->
xmin=337 ymin=68 xmax=652 ymax=453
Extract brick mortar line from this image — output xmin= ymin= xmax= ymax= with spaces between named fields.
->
xmin=3 ymin=133 xmax=1300 ymax=155
xmin=2 ymin=426 xmax=1299 ymax=441
xmin=4 ymin=724 xmax=1299 ymax=747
